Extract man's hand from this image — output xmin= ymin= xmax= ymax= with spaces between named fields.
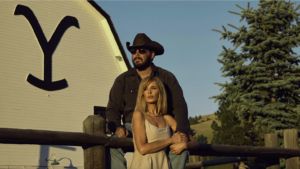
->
xmin=115 ymin=127 xmax=128 ymax=138
xmin=170 ymin=142 xmax=187 ymax=155
xmin=171 ymin=132 xmax=188 ymax=144
xmin=177 ymin=132 xmax=189 ymax=143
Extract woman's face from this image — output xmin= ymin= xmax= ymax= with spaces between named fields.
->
xmin=143 ymin=81 xmax=160 ymax=104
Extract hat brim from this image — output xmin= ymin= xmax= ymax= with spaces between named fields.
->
xmin=126 ymin=41 xmax=164 ymax=55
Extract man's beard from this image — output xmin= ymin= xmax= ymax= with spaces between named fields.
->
xmin=133 ymin=57 xmax=153 ymax=71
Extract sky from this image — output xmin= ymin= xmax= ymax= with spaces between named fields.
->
xmin=96 ymin=1 xmax=256 ymax=117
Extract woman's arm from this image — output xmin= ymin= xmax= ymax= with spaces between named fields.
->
xmin=164 ymin=114 xmax=189 ymax=155
xmin=163 ymin=115 xmax=177 ymax=132
xmin=132 ymin=111 xmax=179 ymax=155
xmin=164 ymin=114 xmax=188 ymax=142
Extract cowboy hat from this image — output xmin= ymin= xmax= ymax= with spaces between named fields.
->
xmin=126 ymin=33 xmax=164 ymax=55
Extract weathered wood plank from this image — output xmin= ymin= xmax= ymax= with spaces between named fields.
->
xmin=284 ymin=129 xmax=299 ymax=169
xmin=265 ymin=133 xmax=280 ymax=169
xmin=83 ymin=115 xmax=106 ymax=169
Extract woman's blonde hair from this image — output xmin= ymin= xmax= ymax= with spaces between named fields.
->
xmin=135 ymin=76 xmax=167 ymax=116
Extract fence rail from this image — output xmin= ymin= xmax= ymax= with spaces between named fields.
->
xmin=0 ymin=127 xmax=133 ymax=150
xmin=1 ymin=127 xmax=300 ymax=158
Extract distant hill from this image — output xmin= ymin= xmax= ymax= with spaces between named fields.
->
xmin=190 ymin=113 xmax=218 ymax=143
xmin=189 ymin=114 xmax=235 ymax=169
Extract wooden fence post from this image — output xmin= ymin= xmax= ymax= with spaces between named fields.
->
xmin=284 ymin=129 xmax=299 ymax=169
xmin=83 ymin=115 xmax=106 ymax=169
xmin=264 ymin=133 xmax=280 ymax=169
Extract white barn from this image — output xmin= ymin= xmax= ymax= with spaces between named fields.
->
xmin=0 ymin=1 xmax=129 ymax=168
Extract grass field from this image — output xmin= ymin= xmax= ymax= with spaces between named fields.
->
xmin=190 ymin=113 xmax=217 ymax=143
xmin=189 ymin=114 xmax=235 ymax=169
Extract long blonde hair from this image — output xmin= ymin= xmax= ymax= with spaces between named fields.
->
xmin=135 ymin=77 xmax=167 ymax=116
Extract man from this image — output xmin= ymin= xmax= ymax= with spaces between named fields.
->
xmin=106 ymin=33 xmax=190 ymax=169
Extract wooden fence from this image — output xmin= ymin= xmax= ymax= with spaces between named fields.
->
xmin=0 ymin=115 xmax=300 ymax=169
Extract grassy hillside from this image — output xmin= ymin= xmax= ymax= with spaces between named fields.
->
xmin=189 ymin=114 xmax=235 ymax=169
xmin=190 ymin=113 xmax=217 ymax=143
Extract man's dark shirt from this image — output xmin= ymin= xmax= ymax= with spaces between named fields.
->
xmin=106 ymin=65 xmax=190 ymax=134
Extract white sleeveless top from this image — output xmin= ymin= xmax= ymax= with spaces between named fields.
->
xmin=129 ymin=119 xmax=171 ymax=169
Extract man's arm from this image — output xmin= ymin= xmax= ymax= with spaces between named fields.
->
xmin=166 ymin=73 xmax=191 ymax=135
xmin=106 ymin=76 xmax=124 ymax=133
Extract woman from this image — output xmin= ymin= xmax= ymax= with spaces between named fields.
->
xmin=129 ymin=77 xmax=187 ymax=169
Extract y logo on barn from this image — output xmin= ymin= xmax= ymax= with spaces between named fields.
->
xmin=14 ymin=4 xmax=80 ymax=91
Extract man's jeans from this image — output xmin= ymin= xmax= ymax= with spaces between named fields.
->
xmin=109 ymin=123 xmax=189 ymax=169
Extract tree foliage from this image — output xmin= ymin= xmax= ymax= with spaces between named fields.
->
xmin=212 ymin=0 xmax=300 ymax=145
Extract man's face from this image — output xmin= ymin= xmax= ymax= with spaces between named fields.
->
xmin=130 ymin=48 xmax=154 ymax=70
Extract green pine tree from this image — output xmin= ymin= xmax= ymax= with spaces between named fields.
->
xmin=212 ymin=0 xmax=300 ymax=145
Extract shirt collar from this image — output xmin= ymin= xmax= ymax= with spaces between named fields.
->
xmin=128 ymin=64 xmax=159 ymax=77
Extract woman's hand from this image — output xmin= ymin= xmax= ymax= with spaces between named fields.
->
xmin=170 ymin=142 xmax=187 ymax=155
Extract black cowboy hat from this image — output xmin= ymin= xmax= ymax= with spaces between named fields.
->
xmin=126 ymin=33 xmax=164 ymax=55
